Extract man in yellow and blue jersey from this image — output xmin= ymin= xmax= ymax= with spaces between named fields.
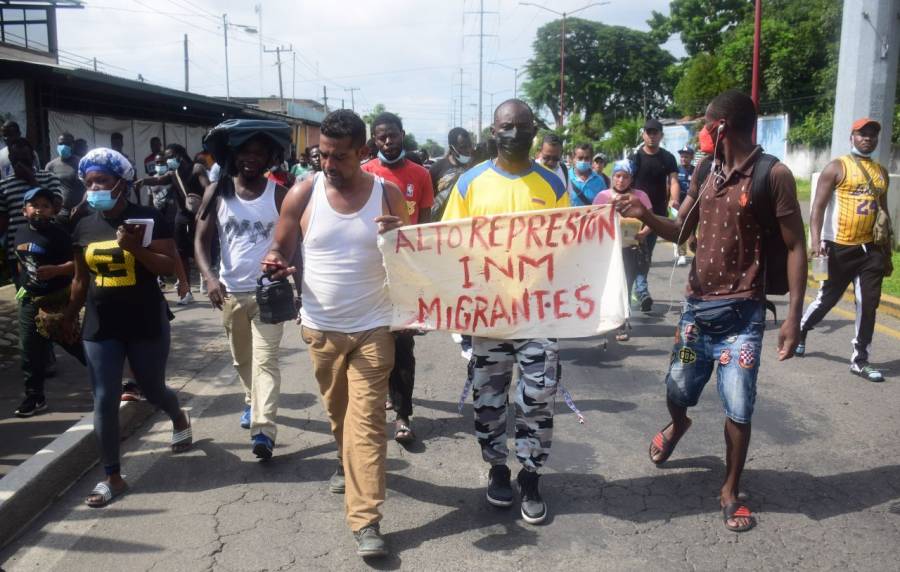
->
xmin=442 ymin=99 xmax=568 ymax=526
xmin=801 ymin=118 xmax=892 ymax=382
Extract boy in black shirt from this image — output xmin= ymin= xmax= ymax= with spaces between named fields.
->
xmin=14 ymin=187 xmax=85 ymax=417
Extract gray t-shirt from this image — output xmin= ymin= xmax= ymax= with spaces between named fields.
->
xmin=45 ymin=156 xmax=85 ymax=210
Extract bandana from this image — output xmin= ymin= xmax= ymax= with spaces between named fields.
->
xmin=611 ymin=159 xmax=633 ymax=176
xmin=77 ymin=148 xmax=135 ymax=182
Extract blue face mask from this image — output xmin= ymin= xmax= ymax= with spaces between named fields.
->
xmin=155 ymin=164 xmax=168 ymax=176
xmin=575 ymin=160 xmax=591 ymax=173
xmin=57 ymin=144 xmax=73 ymax=159
xmin=86 ymin=182 xmax=121 ymax=212
xmin=378 ymin=149 xmax=405 ymax=165
xmin=166 ymin=158 xmax=180 ymax=171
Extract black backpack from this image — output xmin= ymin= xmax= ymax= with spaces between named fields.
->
xmin=695 ymin=153 xmax=787 ymax=309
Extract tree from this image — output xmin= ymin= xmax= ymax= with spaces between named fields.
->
xmin=362 ymin=103 xmax=389 ymax=128
xmin=597 ymin=116 xmax=644 ymax=160
xmin=421 ymin=139 xmax=445 ymax=158
xmin=522 ymin=18 xmax=675 ymax=127
xmin=673 ymin=53 xmax=735 ymax=116
xmin=647 ymin=0 xmax=750 ymax=56
xmin=402 ymin=133 xmax=418 ymax=151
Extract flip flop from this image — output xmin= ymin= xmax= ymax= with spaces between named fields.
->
xmin=649 ymin=417 xmax=692 ymax=465
xmin=85 ymin=480 xmax=128 ymax=508
xmin=394 ymin=421 xmax=415 ymax=444
xmin=722 ymin=501 xmax=756 ymax=532
xmin=171 ymin=411 xmax=192 ymax=453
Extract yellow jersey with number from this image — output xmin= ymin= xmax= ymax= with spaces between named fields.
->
xmin=822 ymin=155 xmax=887 ymax=245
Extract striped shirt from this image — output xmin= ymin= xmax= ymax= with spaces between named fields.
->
xmin=0 ymin=170 xmax=63 ymax=260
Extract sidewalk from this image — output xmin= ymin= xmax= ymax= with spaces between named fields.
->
xmin=0 ymin=283 xmax=231 ymax=547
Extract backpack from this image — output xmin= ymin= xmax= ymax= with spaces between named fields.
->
xmin=695 ymin=153 xmax=786 ymax=315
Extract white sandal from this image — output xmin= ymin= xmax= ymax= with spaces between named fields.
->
xmin=171 ymin=411 xmax=192 ymax=452
xmin=85 ymin=480 xmax=127 ymax=508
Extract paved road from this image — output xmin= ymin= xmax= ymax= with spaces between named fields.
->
xmin=2 ymin=246 xmax=900 ymax=571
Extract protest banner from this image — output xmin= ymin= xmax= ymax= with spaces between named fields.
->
xmin=377 ymin=204 xmax=630 ymax=339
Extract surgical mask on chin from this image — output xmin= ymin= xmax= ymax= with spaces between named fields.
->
xmin=166 ymin=158 xmax=180 ymax=171
xmin=575 ymin=160 xmax=591 ymax=173
xmin=495 ymin=127 xmax=534 ymax=158
xmin=378 ymin=149 xmax=405 ymax=165
xmin=57 ymin=144 xmax=72 ymax=159
xmin=155 ymin=164 xmax=168 ymax=176
xmin=851 ymin=144 xmax=872 ymax=158
xmin=451 ymin=146 xmax=472 ymax=165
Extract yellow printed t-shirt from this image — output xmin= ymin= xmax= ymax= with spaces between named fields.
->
xmin=823 ymin=155 xmax=888 ymax=245
xmin=441 ymin=160 xmax=569 ymax=221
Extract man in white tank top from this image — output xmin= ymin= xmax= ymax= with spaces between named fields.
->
xmin=195 ymin=127 xmax=294 ymax=461
xmin=263 ymin=110 xmax=409 ymax=558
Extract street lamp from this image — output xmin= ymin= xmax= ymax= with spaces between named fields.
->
xmin=222 ymin=13 xmax=258 ymax=100
xmin=488 ymin=61 xmax=526 ymax=99
xmin=519 ymin=2 xmax=609 ymax=127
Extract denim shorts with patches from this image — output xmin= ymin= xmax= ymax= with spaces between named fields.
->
xmin=665 ymin=298 xmax=765 ymax=424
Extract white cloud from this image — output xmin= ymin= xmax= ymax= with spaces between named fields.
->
xmin=58 ymin=0 xmax=681 ymax=142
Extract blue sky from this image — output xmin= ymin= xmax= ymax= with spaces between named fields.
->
xmin=58 ymin=0 xmax=684 ymax=145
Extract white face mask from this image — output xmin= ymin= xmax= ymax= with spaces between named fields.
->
xmin=851 ymin=144 xmax=872 ymax=158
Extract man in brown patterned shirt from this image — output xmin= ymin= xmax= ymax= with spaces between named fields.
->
xmin=614 ymin=90 xmax=807 ymax=533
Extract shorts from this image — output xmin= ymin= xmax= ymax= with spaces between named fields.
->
xmin=665 ymin=298 xmax=765 ymax=424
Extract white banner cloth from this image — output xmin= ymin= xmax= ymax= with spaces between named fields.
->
xmin=378 ymin=205 xmax=630 ymax=339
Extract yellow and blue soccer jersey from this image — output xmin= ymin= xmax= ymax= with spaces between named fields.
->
xmin=441 ymin=160 xmax=569 ymax=221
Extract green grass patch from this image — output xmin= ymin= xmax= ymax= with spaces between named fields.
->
xmin=884 ymin=250 xmax=900 ymax=298
xmin=796 ymin=178 xmax=811 ymax=202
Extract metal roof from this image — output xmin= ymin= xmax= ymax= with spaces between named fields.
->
xmin=0 ymin=57 xmax=304 ymax=125
xmin=0 ymin=1 xmax=84 ymax=7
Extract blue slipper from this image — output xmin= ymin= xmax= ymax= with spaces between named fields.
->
xmin=252 ymin=434 xmax=274 ymax=460
xmin=240 ymin=405 xmax=251 ymax=429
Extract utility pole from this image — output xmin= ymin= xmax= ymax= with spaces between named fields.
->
xmin=222 ymin=13 xmax=230 ymax=100
xmin=345 ymin=87 xmax=360 ymax=111
xmin=183 ymin=34 xmax=189 ymax=92
xmin=265 ymin=45 xmax=293 ymax=112
xmin=255 ymin=4 xmax=263 ymax=95
xmin=519 ymin=2 xmax=608 ymax=127
xmin=92 ymin=57 xmax=97 ymax=72
xmin=292 ymin=51 xmax=296 ymax=102
xmin=490 ymin=61 xmax=523 ymax=99
xmin=465 ymin=1 xmax=497 ymax=141
xmin=458 ymin=68 xmax=464 ymax=130
xmin=830 ymin=0 xmax=899 ymax=169
xmin=323 ymin=86 xmax=329 ymax=113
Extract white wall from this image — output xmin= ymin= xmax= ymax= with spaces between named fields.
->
xmin=786 ymin=145 xmax=900 ymax=180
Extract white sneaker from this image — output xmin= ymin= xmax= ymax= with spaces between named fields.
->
xmin=676 ymin=256 xmax=688 ymax=266
xmin=461 ymin=348 xmax=473 ymax=361
xmin=451 ymin=333 xmax=463 ymax=344
xmin=177 ymin=291 xmax=194 ymax=306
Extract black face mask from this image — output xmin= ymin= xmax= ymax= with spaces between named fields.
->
xmin=494 ymin=127 xmax=534 ymax=160
xmin=29 ymin=218 xmax=52 ymax=231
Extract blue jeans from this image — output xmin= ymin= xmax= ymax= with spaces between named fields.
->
xmin=665 ymin=298 xmax=765 ymax=424
xmin=633 ymin=233 xmax=658 ymax=300
xmin=83 ymin=302 xmax=180 ymax=475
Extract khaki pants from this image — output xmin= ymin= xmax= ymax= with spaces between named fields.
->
xmin=222 ymin=292 xmax=284 ymax=441
xmin=301 ymin=325 xmax=394 ymax=531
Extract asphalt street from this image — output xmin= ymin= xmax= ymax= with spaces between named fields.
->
xmin=2 ymin=245 xmax=900 ymax=571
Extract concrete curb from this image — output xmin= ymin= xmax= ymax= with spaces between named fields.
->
xmin=806 ymin=279 xmax=900 ymax=320
xmin=0 ymin=399 xmax=155 ymax=549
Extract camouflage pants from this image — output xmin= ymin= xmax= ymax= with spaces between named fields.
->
xmin=471 ymin=337 xmax=559 ymax=471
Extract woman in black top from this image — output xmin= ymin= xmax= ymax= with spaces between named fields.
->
xmin=63 ymin=148 xmax=191 ymax=508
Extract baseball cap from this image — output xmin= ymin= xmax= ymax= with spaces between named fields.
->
xmin=593 ymin=152 xmax=607 ymax=162
xmin=23 ymin=187 xmax=55 ymax=204
xmin=851 ymin=118 xmax=881 ymax=132
xmin=643 ymin=118 xmax=663 ymax=131
xmin=678 ymin=146 xmax=695 ymax=155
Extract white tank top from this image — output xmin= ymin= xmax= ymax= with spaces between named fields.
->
xmin=216 ymin=178 xmax=279 ymax=293
xmin=300 ymin=173 xmax=392 ymax=332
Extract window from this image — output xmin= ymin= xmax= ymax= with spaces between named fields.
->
xmin=0 ymin=7 xmax=51 ymax=54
